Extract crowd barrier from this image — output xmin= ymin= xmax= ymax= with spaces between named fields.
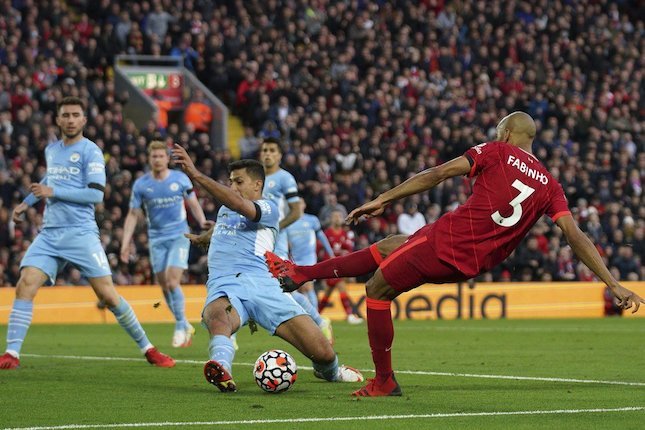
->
xmin=1 ymin=282 xmax=643 ymax=324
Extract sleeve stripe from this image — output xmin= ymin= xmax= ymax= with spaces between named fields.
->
xmin=252 ymin=202 xmax=262 ymax=222
xmin=186 ymin=188 xmax=194 ymax=195
xmin=285 ymin=191 xmax=299 ymax=199
xmin=468 ymin=160 xmax=478 ymax=178
xmin=88 ymin=183 xmax=105 ymax=192
xmin=551 ymin=211 xmax=571 ymax=222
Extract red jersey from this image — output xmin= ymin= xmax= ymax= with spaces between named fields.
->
xmin=324 ymin=227 xmax=355 ymax=257
xmin=432 ymin=141 xmax=570 ymax=277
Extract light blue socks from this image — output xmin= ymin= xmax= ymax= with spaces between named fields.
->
xmin=6 ymin=299 xmax=33 ymax=357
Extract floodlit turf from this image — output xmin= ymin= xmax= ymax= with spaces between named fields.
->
xmin=0 ymin=318 xmax=644 ymax=429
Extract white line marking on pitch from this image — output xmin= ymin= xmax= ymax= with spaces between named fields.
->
xmin=22 ymin=353 xmax=645 ymax=387
xmin=3 ymin=407 xmax=645 ymax=430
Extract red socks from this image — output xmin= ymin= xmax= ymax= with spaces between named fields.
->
xmin=340 ymin=292 xmax=353 ymax=316
xmin=366 ymin=297 xmax=393 ymax=383
xmin=317 ymin=295 xmax=330 ymax=313
xmin=298 ymin=244 xmax=383 ymax=281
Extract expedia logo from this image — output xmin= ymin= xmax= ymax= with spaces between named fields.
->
xmin=327 ymin=283 xmax=507 ymax=320
xmin=70 ymin=153 xmax=80 ymax=162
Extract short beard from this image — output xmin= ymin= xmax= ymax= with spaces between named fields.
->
xmin=63 ymin=130 xmax=83 ymax=140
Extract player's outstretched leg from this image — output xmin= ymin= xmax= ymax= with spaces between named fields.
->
xmin=312 ymin=355 xmax=364 ymax=383
xmin=290 ymin=291 xmax=334 ymax=344
xmin=275 ymin=315 xmax=362 ymax=383
xmin=108 ymin=296 xmax=175 ymax=367
xmin=265 ymin=243 xmax=396 ymax=291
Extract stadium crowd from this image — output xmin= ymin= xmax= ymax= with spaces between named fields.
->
xmin=0 ymin=0 xmax=642 ymax=287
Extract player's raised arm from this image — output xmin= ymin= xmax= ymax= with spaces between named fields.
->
xmin=556 ymin=214 xmax=644 ymax=313
xmin=347 ymin=155 xmax=472 ymax=224
xmin=172 ymin=144 xmax=259 ymax=221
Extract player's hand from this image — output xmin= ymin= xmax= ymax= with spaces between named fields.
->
xmin=30 ymin=183 xmax=54 ymax=198
xmin=12 ymin=202 xmax=28 ymax=223
xmin=185 ymin=232 xmax=210 ymax=251
xmin=346 ymin=198 xmax=387 ymax=225
xmin=171 ymin=144 xmax=198 ymax=177
xmin=610 ymin=284 xmax=645 ymax=314
xmin=201 ymin=220 xmax=215 ymax=230
xmin=119 ymin=247 xmax=130 ymax=264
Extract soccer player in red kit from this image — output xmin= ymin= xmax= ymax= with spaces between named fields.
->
xmin=318 ymin=210 xmax=364 ymax=324
xmin=266 ymin=111 xmax=645 ymax=397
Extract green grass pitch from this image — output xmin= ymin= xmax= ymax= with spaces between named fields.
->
xmin=1 ymin=318 xmax=643 ymax=429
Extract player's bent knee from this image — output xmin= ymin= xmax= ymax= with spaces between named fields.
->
xmin=16 ymin=268 xmax=47 ymax=299
xmin=365 ymin=274 xmax=398 ymax=301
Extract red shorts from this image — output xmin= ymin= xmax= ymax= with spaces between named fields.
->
xmin=380 ymin=224 xmax=469 ymax=292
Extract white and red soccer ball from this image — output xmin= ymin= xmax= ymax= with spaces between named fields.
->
xmin=253 ymin=349 xmax=298 ymax=393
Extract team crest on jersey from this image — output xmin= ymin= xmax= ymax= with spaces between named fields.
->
xmin=170 ymin=182 xmax=179 ymax=191
xmin=267 ymin=180 xmax=276 ymax=188
xmin=70 ymin=152 xmax=81 ymax=162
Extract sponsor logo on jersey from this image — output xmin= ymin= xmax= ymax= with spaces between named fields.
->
xmin=70 ymin=152 xmax=80 ymax=162
xmin=48 ymin=166 xmax=81 ymax=175
xmin=88 ymin=162 xmax=104 ymax=174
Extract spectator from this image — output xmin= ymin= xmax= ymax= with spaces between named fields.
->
xmin=396 ymin=202 xmax=426 ymax=235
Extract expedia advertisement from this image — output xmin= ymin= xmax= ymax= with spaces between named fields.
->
xmin=322 ymin=282 xmax=645 ymax=321
xmin=1 ymin=282 xmax=643 ymax=324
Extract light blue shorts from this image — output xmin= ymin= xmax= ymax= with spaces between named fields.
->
xmin=149 ymin=235 xmax=190 ymax=274
xmin=205 ymin=273 xmax=307 ymax=334
xmin=274 ymin=230 xmax=290 ymax=259
xmin=21 ymin=227 xmax=111 ymax=285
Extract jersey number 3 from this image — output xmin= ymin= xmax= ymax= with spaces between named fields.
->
xmin=491 ymin=179 xmax=535 ymax=227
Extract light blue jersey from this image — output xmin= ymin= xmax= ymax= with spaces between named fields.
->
xmin=207 ymin=199 xmax=279 ymax=279
xmin=130 ymin=170 xmax=194 ymax=240
xmin=21 ymin=138 xmax=110 ymax=284
xmin=262 ymin=169 xmax=300 ymax=258
xmin=286 ymin=214 xmax=334 ymax=266
xmin=40 ymin=138 xmax=106 ymax=229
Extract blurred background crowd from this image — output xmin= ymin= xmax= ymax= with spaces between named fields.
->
xmin=0 ymin=0 xmax=642 ymax=287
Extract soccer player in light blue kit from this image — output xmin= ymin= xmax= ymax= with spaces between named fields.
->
xmin=0 ymin=97 xmax=175 ymax=369
xmin=286 ymin=198 xmax=335 ymax=308
xmin=259 ymin=138 xmax=333 ymax=342
xmin=121 ymin=141 xmax=211 ymax=348
xmin=172 ymin=145 xmax=363 ymax=392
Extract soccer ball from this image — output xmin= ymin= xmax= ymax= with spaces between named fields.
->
xmin=253 ymin=349 xmax=298 ymax=393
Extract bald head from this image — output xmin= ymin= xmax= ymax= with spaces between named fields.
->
xmin=496 ymin=111 xmax=537 ymax=149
